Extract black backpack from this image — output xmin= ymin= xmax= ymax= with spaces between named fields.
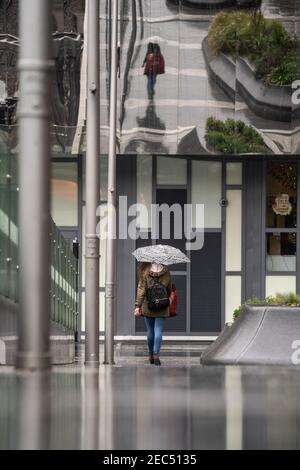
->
xmin=147 ymin=279 xmax=170 ymax=311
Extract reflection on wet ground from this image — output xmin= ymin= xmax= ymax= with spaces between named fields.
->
xmin=1 ymin=345 xmax=300 ymax=450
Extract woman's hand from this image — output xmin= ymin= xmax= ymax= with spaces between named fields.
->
xmin=134 ymin=307 xmax=142 ymax=316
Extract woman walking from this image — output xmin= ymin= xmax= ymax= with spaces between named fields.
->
xmin=142 ymin=42 xmax=165 ymax=98
xmin=134 ymin=262 xmax=172 ymax=366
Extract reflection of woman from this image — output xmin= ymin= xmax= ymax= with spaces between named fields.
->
xmin=142 ymin=43 xmax=165 ymax=97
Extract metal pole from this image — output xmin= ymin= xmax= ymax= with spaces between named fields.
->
xmin=104 ymin=0 xmax=118 ymax=365
xmin=17 ymin=0 xmax=53 ymax=370
xmin=85 ymin=0 xmax=100 ymax=366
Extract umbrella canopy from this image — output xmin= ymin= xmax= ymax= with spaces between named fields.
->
xmin=132 ymin=244 xmax=190 ymax=266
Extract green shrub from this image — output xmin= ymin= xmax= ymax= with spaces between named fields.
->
xmin=233 ymin=292 xmax=300 ymax=321
xmin=208 ymin=10 xmax=300 ymax=86
xmin=205 ymin=117 xmax=270 ymax=154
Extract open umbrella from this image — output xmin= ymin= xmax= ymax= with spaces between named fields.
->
xmin=132 ymin=244 xmax=190 ymax=266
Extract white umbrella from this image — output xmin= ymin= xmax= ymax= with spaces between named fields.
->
xmin=132 ymin=244 xmax=190 ymax=266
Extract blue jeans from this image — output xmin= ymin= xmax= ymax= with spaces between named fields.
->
xmin=147 ymin=73 xmax=157 ymax=95
xmin=144 ymin=317 xmax=165 ymax=354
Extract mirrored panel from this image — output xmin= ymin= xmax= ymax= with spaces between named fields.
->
xmin=112 ymin=0 xmax=300 ymax=155
xmin=266 ymin=232 xmax=296 ymax=272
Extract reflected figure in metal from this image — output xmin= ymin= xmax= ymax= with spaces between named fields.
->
xmin=142 ymin=42 xmax=165 ymax=99
xmin=123 ymin=98 xmax=168 ymax=154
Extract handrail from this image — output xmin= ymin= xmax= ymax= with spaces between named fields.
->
xmin=49 ymin=219 xmax=79 ymax=332
xmin=0 ymin=143 xmax=79 ymax=332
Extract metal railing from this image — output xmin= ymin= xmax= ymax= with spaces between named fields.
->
xmin=50 ymin=220 xmax=79 ymax=332
xmin=0 ymin=141 xmax=18 ymax=303
xmin=0 ymin=140 xmax=79 ymax=332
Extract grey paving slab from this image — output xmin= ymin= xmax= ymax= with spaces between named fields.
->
xmin=1 ymin=360 xmax=300 ymax=449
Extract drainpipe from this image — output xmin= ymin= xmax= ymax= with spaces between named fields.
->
xmin=85 ymin=0 xmax=100 ymax=366
xmin=17 ymin=0 xmax=53 ymax=370
xmin=104 ymin=0 xmax=118 ymax=365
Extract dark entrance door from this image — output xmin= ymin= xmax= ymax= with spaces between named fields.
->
xmin=135 ymin=180 xmax=222 ymax=335
xmin=135 ymin=188 xmax=188 ymax=334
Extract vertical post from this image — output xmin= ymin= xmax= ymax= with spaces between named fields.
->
xmin=17 ymin=0 xmax=53 ymax=370
xmin=85 ymin=0 xmax=100 ymax=366
xmin=104 ymin=0 xmax=118 ymax=365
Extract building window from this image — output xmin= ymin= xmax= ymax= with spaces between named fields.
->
xmin=266 ymin=162 xmax=297 ymax=229
xmin=157 ymin=157 xmax=187 ymax=186
xmin=266 ymin=232 xmax=296 ymax=272
xmin=137 ymin=155 xmax=153 ymax=230
xmin=191 ymin=160 xmax=221 ymax=229
xmin=266 ymin=162 xmax=297 ymax=273
xmin=51 ymin=162 xmax=78 ymax=227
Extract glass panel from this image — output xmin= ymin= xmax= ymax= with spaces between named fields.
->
xmin=51 ymin=162 xmax=78 ymax=227
xmin=100 ymin=292 xmax=105 ymax=332
xmin=100 ymin=156 xmax=108 ymax=202
xmin=266 ymin=276 xmax=296 ymax=298
xmin=266 ymin=163 xmax=297 ymax=229
xmin=191 ymin=160 xmax=221 ymax=229
xmin=157 ymin=157 xmax=187 ymax=186
xmin=226 ymin=190 xmax=242 ymax=271
xmin=82 ymin=155 xmax=108 ymax=203
xmin=266 ymin=232 xmax=296 ymax=272
xmin=99 ymin=234 xmax=106 ymax=289
xmin=137 ymin=155 xmax=152 ymax=229
xmin=225 ymin=276 xmax=241 ymax=324
xmin=9 ymin=153 xmax=18 ymax=301
xmin=0 ymin=144 xmax=9 ymax=298
xmin=81 ymin=205 xmax=85 ymax=287
xmin=226 ymin=163 xmax=242 ymax=185
xmin=81 ymin=292 xmax=104 ymax=333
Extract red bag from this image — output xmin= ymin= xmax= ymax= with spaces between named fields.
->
xmin=152 ymin=52 xmax=165 ymax=75
xmin=144 ymin=52 xmax=165 ymax=76
xmin=169 ymin=284 xmax=177 ymax=317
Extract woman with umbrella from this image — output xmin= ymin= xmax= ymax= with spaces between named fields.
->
xmin=133 ymin=245 xmax=189 ymax=366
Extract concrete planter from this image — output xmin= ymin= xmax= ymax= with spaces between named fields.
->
xmin=167 ymin=0 xmax=261 ymax=9
xmin=203 ymin=36 xmax=299 ymax=123
xmin=201 ymin=304 xmax=300 ymax=366
xmin=0 ymin=296 xmax=75 ymax=366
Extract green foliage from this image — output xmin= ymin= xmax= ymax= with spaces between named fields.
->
xmin=205 ymin=117 xmax=269 ymax=154
xmin=208 ymin=10 xmax=300 ymax=86
xmin=233 ymin=293 xmax=300 ymax=321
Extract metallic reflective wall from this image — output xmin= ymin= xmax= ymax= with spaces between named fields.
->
xmin=0 ymin=0 xmax=85 ymax=156
xmin=99 ymin=0 xmax=300 ymax=155
xmin=1 ymin=1 xmax=300 ymax=158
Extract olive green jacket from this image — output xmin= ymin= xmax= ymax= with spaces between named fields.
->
xmin=135 ymin=266 xmax=172 ymax=318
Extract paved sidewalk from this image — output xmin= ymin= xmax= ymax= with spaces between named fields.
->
xmin=1 ymin=359 xmax=300 ymax=450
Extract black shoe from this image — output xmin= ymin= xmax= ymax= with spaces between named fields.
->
xmin=153 ymin=354 xmax=161 ymax=366
xmin=149 ymin=354 xmax=154 ymax=364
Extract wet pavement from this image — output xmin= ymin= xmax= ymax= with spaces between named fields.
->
xmin=0 ymin=345 xmax=300 ymax=450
